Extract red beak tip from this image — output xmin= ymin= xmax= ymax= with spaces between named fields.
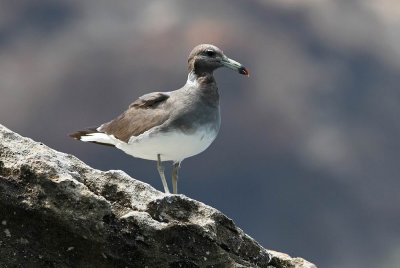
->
xmin=239 ymin=67 xmax=250 ymax=77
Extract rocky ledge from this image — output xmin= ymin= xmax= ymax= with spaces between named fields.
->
xmin=0 ymin=124 xmax=316 ymax=268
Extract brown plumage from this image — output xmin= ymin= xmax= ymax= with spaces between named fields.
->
xmin=69 ymin=92 xmax=171 ymax=144
xmin=98 ymin=92 xmax=170 ymax=143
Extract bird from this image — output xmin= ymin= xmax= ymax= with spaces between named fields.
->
xmin=69 ymin=44 xmax=249 ymax=194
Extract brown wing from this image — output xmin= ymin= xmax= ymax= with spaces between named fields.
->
xmin=98 ymin=92 xmax=170 ymax=142
xmin=130 ymin=92 xmax=170 ymax=108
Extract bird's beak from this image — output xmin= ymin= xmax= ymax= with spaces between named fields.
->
xmin=221 ymin=56 xmax=249 ymax=77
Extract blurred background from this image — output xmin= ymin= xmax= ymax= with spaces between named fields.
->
xmin=1 ymin=0 xmax=400 ymax=267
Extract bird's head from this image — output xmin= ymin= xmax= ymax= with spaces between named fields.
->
xmin=188 ymin=44 xmax=249 ymax=77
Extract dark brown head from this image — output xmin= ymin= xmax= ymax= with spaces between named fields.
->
xmin=188 ymin=44 xmax=249 ymax=77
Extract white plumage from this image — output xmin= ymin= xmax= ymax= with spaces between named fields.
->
xmin=79 ymin=126 xmax=218 ymax=162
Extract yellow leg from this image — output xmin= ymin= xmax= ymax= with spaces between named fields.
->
xmin=172 ymin=162 xmax=180 ymax=194
xmin=157 ymin=154 xmax=170 ymax=194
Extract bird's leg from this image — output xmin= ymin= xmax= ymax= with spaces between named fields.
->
xmin=157 ymin=154 xmax=170 ymax=194
xmin=172 ymin=161 xmax=180 ymax=194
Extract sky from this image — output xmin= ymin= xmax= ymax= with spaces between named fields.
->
xmin=1 ymin=1 xmax=400 ymax=267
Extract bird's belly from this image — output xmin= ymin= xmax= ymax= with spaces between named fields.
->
xmin=116 ymin=127 xmax=218 ymax=162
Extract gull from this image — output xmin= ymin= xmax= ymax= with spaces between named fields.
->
xmin=70 ymin=44 xmax=249 ymax=194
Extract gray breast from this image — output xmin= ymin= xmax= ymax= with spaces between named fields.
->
xmin=161 ymin=88 xmax=220 ymax=135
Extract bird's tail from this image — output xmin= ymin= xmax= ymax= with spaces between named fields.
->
xmin=69 ymin=127 xmax=116 ymax=147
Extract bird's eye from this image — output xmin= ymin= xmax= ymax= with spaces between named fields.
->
xmin=204 ymin=49 xmax=216 ymax=57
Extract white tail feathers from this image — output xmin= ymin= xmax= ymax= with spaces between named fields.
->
xmin=80 ymin=132 xmax=117 ymax=146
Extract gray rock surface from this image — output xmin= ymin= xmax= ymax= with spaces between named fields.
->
xmin=0 ymin=124 xmax=316 ymax=268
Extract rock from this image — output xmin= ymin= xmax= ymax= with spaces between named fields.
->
xmin=0 ymin=124 xmax=316 ymax=268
